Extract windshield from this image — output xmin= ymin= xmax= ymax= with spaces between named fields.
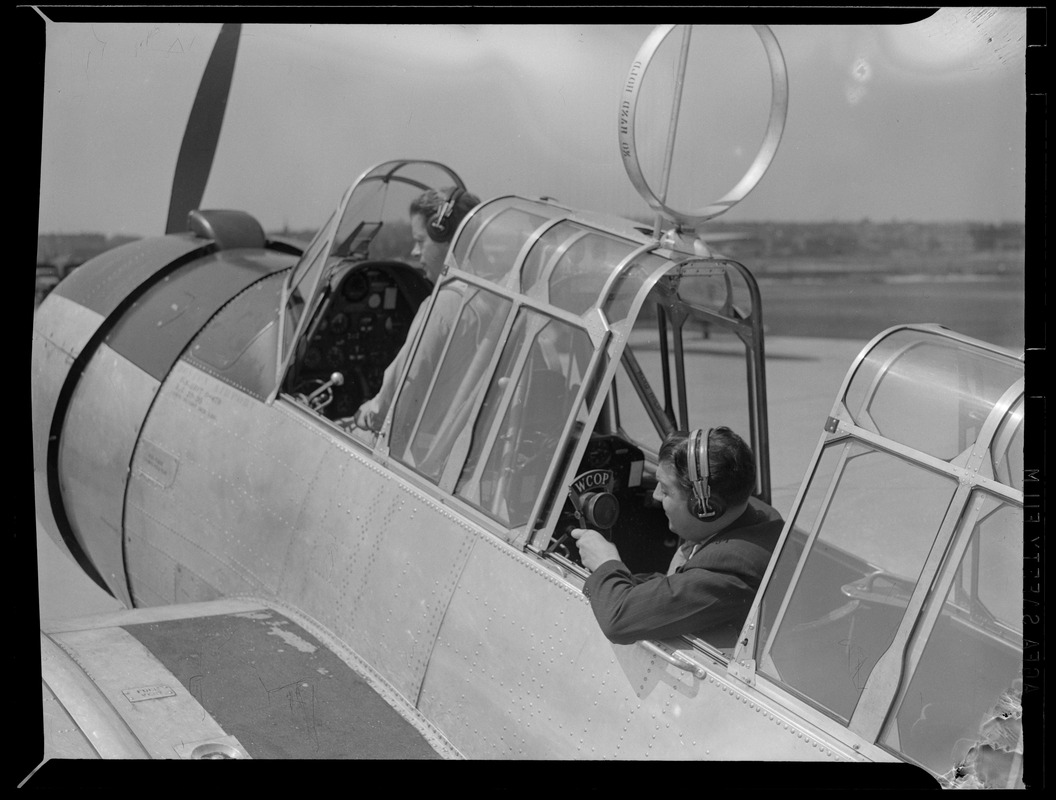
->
xmin=276 ymin=160 xmax=467 ymax=394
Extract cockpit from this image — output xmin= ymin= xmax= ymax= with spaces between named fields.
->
xmin=277 ymin=161 xmax=772 ymax=576
xmin=277 ymin=161 xmax=456 ymax=420
xmin=396 ymin=195 xmax=771 ymax=559
xmin=277 ymin=163 xmax=775 ymax=594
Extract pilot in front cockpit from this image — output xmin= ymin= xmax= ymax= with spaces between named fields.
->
xmin=573 ymin=427 xmax=783 ymax=650
xmin=339 ymin=186 xmax=480 ymax=433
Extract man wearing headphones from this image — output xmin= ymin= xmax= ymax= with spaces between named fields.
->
xmin=343 ymin=185 xmax=479 ymax=432
xmin=573 ymin=427 xmax=783 ymax=649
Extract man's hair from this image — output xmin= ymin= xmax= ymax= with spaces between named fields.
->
xmin=658 ymin=427 xmax=756 ymax=507
xmin=409 ymin=186 xmax=481 ymax=229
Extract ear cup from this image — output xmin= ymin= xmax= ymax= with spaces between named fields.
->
xmin=687 ymin=428 xmax=719 ymax=520
xmin=427 ymin=187 xmax=465 ymax=243
xmin=697 ymin=494 xmax=723 ymax=520
xmin=690 ymin=493 xmax=720 ymax=520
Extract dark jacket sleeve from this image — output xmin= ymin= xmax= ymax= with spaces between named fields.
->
xmin=582 ymin=558 xmax=759 ymax=645
xmin=581 ymin=514 xmax=782 ymax=646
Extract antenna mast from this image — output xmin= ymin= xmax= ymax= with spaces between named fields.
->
xmin=620 ymin=25 xmax=790 ymax=242
xmin=653 ymin=26 xmax=693 ymax=240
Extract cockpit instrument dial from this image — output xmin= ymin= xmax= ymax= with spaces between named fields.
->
xmin=342 ymin=272 xmax=370 ymax=302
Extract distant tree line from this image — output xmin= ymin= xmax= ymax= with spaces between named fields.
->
xmin=700 ymin=220 xmax=1024 ymax=259
xmin=36 ymin=233 xmax=140 ymax=275
xmin=40 ymin=220 xmax=1023 ymax=270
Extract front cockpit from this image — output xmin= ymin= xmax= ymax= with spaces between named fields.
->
xmin=286 ymin=261 xmax=431 ymax=420
xmin=277 ymin=167 xmax=775 ymax=576
xmin=276 ymin=161 xmax=464 ymax=418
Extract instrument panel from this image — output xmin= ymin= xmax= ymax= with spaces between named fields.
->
xmin=553 ymin=433 xmax=677 ymax=573
xmin=293 ymin=261 xmax=432 ymax=420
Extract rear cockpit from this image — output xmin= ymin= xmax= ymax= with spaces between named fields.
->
xmin=743 ymin=325 xmax=1024 ymax=784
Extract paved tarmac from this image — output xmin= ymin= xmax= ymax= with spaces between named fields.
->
xmin=757 ymin=336 xmax=867 ymax=512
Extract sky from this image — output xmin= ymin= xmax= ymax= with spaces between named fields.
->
xmin=35 ymin=11 xmax=1029 ymax=239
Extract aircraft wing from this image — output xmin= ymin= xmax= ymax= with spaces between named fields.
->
xmin=37 ymin=597 xmax=458 ymax=763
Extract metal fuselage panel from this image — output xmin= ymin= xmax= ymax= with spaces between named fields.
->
xmin=272 ymin=415 xmax=476 ymax=705
xmin=125 ymin=359 xmax=326 ymax=606
xmin=51 ymin=236 xmax=210 ymax=317
xmin=58 ymin=344 xmax=160 ymax=606
xmin=32 ymin=294 xmax=107 ymax=555
xmin=120 ymin=360 xmax=861 ymax=760
xmin=418 ymin=530 xmax=851 ymax=760
xmin=126 ymin=358 xmax=477 ymax=706
xmin=33 ymin=239 xmax=295 ymax=596
xmin=104 ymin=247 xmax=295 ymax=382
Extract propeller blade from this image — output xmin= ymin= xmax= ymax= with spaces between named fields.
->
xmin=165 ymin=23 xmax=241 ymax=235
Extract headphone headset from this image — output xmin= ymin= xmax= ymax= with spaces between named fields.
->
xmin=687 ymin=428 xmax=723 ymax=521
xmin=427 ymin=186 xmax=466 ymax=244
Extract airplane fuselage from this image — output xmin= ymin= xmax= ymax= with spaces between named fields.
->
xmin=34 ymin=174 xmax=1024 ymax=781
xmin=33 ymin=233 xmax=865 ymax=761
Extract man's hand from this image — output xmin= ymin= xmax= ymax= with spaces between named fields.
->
xmin=571 ymin=528 xmax=621 ymax=572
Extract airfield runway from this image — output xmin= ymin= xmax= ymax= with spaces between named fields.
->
xmin=35 ymin=335 xmax=868 ymax=622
